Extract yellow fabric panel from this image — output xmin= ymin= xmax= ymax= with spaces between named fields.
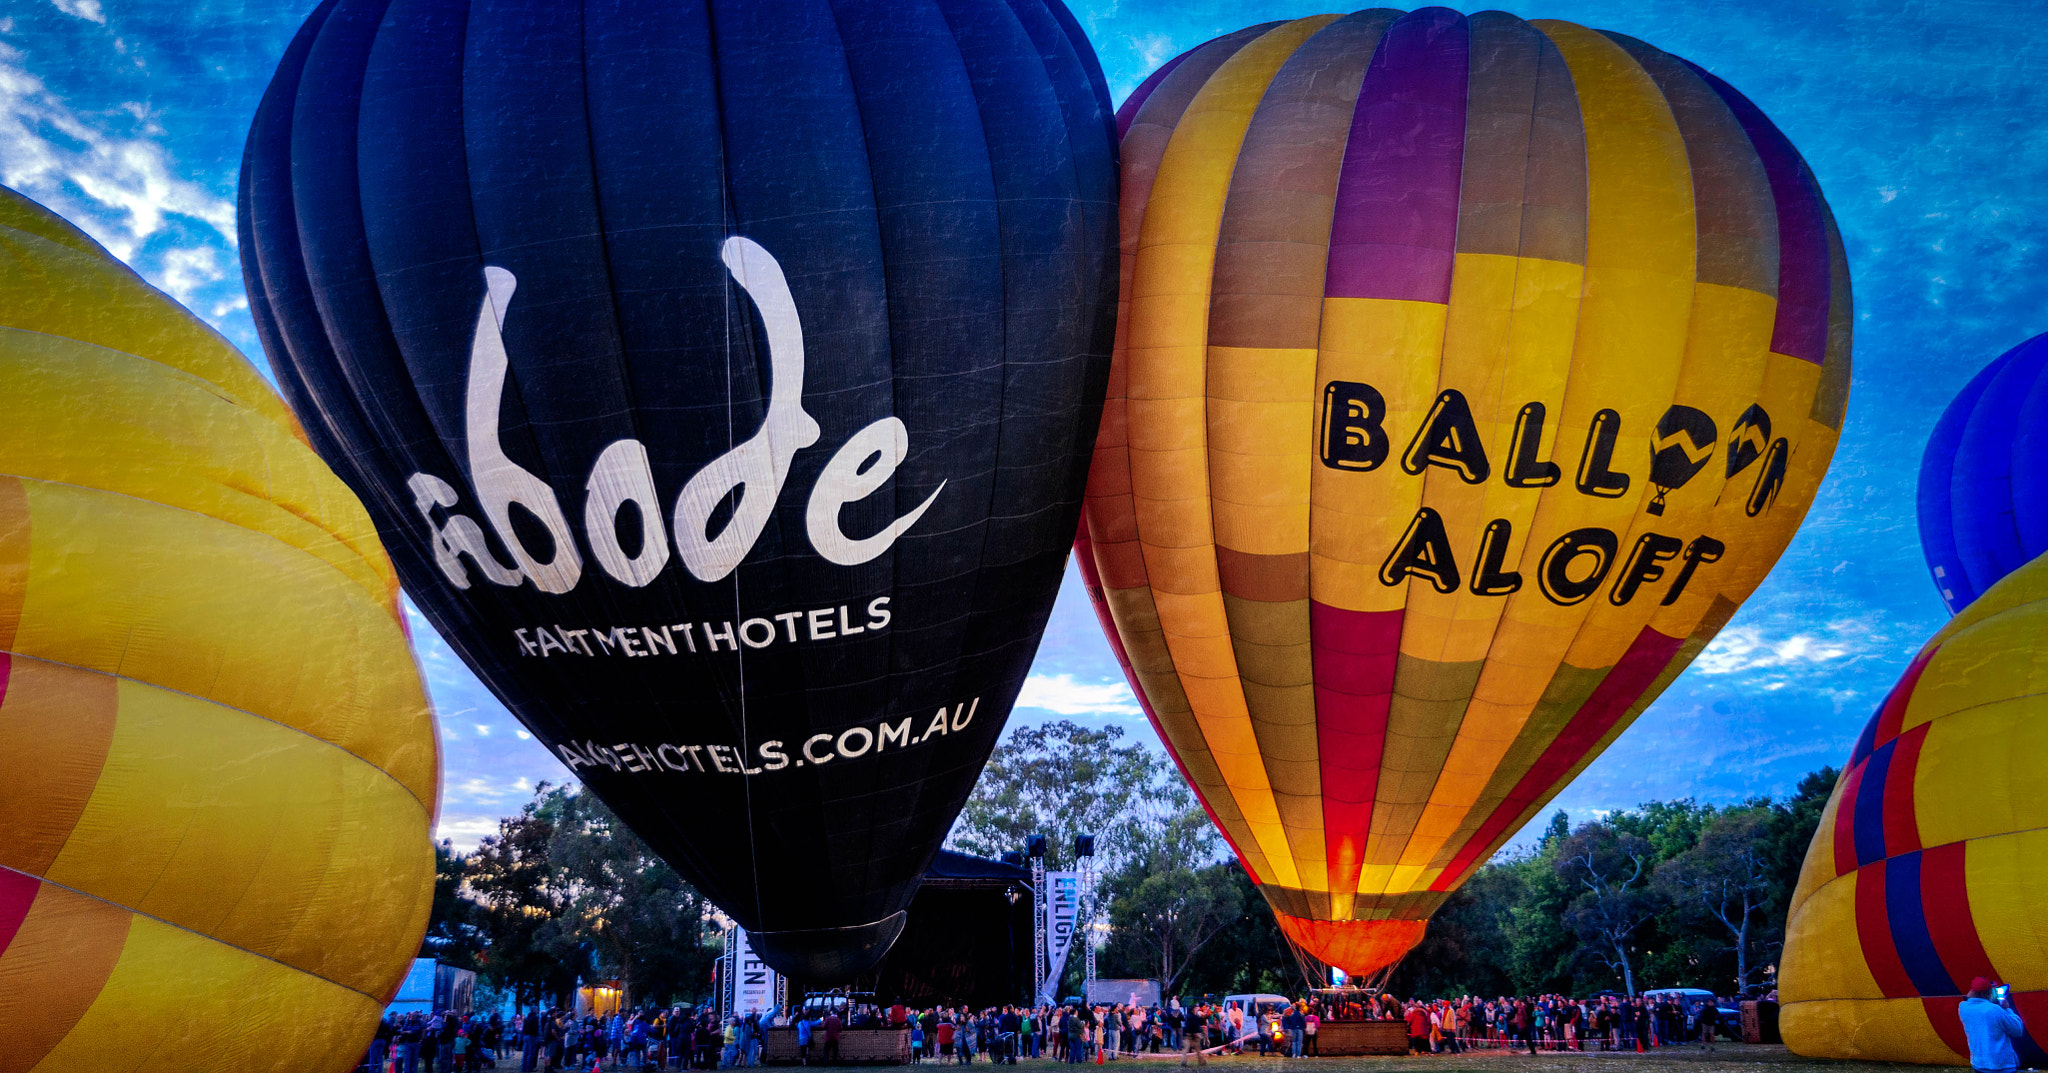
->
xmin=1105 ymin=586 xmax=1278 ymax=886
xmin=1310 ymin=298 xmax=1446 ymax=612
xmin=1129 ymin=17 xmax=1332 ymax=894
xmin=1208 ymin=346 xmax=1317 ymax=556
xmin=1789 ymin=765 xmax=1848 ymax=918
xmin=1966 ymin=829 xmax=2048 ymax=991
xmin=1780 ymin=871 xmax=1883 ymax=1003
xmin=1904 ymin=599 xmax=2048 ymax=741
xmin=1508 ymin=19 xmax=1695 ymax=641
xmin=14 ymin=480 xmax=436 ymax=806
xmin=1781 ymin=998 xmax=1960 ymax=1065
xmin=1914 ymin=692 xmax=2048 ymax=851
xmin=0 ymin=326 xmax=393 ymax=604
xmin=1398 ymin=254 xmax=1580 ymax=666
xmin=43 ymin=678 xmax=431 ymax=997
xmin=0 ymin=220 xmax=296 ymax=440
xmin=31 ymin=913 xmax=387 ymax=1073
xmin=1693 ymin=350 xmax=1830 ymax=617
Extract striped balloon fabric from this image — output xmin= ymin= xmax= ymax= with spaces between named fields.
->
xmin=1781 ymin=550 xmax=2048 ymax=1062
xmin=1078 ymin=7 xmax=1851 ymax=975
xmin=0 ymin=186 xmax=438 ymax=1070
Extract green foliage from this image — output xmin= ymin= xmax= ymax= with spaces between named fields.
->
xmin=1378 ymin=770 xmax=1838 ymax=998
xmin=427 ymin=783 xmax=716 ymax=1011
xmin=948 ymin=720 xmax=1206 ymax=871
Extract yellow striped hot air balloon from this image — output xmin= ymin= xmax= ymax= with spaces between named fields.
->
xmin=0 ymin=187 xmax=438 ymax=1069
xmin=1781 ymin=550 xmax=2048 ymax=1063
xmin=1076 ymin=7 xmax=1851 ymax=976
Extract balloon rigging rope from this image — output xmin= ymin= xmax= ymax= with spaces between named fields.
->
xmin=723 ymin=165 xmax=766 ymax=930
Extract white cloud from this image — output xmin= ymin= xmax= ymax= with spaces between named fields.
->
xmin=0 ymin=40 xmax=234 ymax=261
xmin=157 ymin=244 xmax=225 ymax=303
xmin=473 ymin=723 xmax=492 ymax=737
xmin=1132 ymin=33 xmax=1177 ymax=73
xmin=1693 ymin=623 xmax=1856 ymax=676
xmin=435 ymin=816 xmax=501 ymax=853
xmin=51 ymin=0 xmax=105 ymax=25
xmin=1014 ymin=673 xmax=1143 ymax=718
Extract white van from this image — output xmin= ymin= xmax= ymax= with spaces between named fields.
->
xmin=1220 ymin=994 xmax=1291 ymax=1040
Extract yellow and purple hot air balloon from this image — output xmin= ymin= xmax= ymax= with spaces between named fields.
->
xmin=0 ymin=186 xmax=438 ymax=1069
xmin=1077 ymin=7 xmax=1851 ymax=976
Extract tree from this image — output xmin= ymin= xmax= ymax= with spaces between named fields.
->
xmin=1096 ymin=794 xmax=1241 ymax=991
xmin=948 ymin=720 xmax=1188 ymax=870
xmin=423 ymin=839 xmax=487 ymax=971
xmin=1657 ymin=808 xmax=1775 ymax=991
xmin=539 ymin=788 xmax=715 ymax=1009
xmin=1558 ymin=822 xmax=1661 ymax=995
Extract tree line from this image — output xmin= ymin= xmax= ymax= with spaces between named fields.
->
xmin=421 ymin=719 xmax=1835 ymax=1007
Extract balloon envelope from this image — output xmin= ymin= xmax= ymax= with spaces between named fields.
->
xmin=0 ymin=187 xmax=437 ymax=1068
xmin=1080 ymin=7 xmax=1850 ymax=975
xmin=241 ymin=0 xmax=1115 ymax=979
xmin=1781 ymin=550 xmax=2048 ymax=1062
xmin=1917 ymin=332 xmax=2048 ymax=615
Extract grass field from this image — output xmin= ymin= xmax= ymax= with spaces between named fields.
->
xmin=938 ymin=1044 xmax=1937 ymax=1073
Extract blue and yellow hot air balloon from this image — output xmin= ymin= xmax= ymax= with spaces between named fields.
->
xmin=1077 ymin=7 xmax=1851 ymax=976
xmin=0 ymin=187 xmax=438 ymax=1069
xmin=1783 ymin=340 xmax=2048 ymax=1063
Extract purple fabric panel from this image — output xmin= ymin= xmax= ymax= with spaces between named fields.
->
xmin=1118 ymin=49 xmax=1193 ymax=141
xmin=1687 ymin=61 xmax=1830 ymax=365
xmin=1325 ymin=6 xmax=1469 ymax=303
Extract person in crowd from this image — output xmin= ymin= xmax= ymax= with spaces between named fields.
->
xmin=823 ymin=1007 xmax=844 ymax=1065
xmin=1177 ymin=1003 xmax=1205 ymax=1068
xmin=1303 ymin=1005 xmax=1318 ymax=1057
xmin=1961 ymin=978 xmax=2028 ymax=1073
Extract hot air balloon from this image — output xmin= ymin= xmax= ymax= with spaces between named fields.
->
xmin=240 ymin=0 xmax=1116 ymax=980
xmin=1780 ymin=550 xmax=2048 ymax=1062
xmin=1079 ymin=7 xmax=1850 ymax=977
xmin=0 ymin=188 xmax=437 ymax=1067
xmin=1918 ymin=332 xmax=2048 ymax=614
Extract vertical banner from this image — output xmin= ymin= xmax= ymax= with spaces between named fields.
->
xmin=1040 ymin=871 xmax=1080 ymax=1001
xmin=721 ymin=925 xmax=784 ymax=1019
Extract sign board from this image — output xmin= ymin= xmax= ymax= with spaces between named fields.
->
xmin=720 ymin=925 xmax=787 ymax=1021
xmin=1039 ymin=871 xmax=1080 ymax=1001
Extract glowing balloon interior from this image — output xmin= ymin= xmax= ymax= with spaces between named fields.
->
xmin=0 ymin=187 xmax=438 ymax=1068
xmin=1078 ymin=7 xmax=1850 ymax=976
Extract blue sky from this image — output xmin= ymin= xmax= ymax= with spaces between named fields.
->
xmin=8 ymin=0 xmax=2044 ymax=851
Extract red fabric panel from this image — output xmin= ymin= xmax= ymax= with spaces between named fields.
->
xmin=1431 ymin=627 xmax=1685 ymax=890
xmin=1873 ymin=645 xmax=1938 ymax=749
xmin=1920 ymin=840 xmax=1999 ymax=992
xmin=1922 ymin=996 xmax=1970 ymax=1058
xmin=1856 ymin=859 xmax=1917 ymax=998
xmin=0 ymin=868 xmax=37 ymax=958
xmin=1310 ymin=601 xmax=1402 ymax=899
xmin=1833 ymin=758 xmax=1867 ymax=877
xmin=1882 ymin=724 xmax=1928 ymax=856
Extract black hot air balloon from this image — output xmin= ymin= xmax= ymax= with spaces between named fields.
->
xmin=239 ymin=0 xmax=1116 ymax=980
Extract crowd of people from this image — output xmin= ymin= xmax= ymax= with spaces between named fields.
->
xmin=361 ymin=989 xmax=1769 ymax=1072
